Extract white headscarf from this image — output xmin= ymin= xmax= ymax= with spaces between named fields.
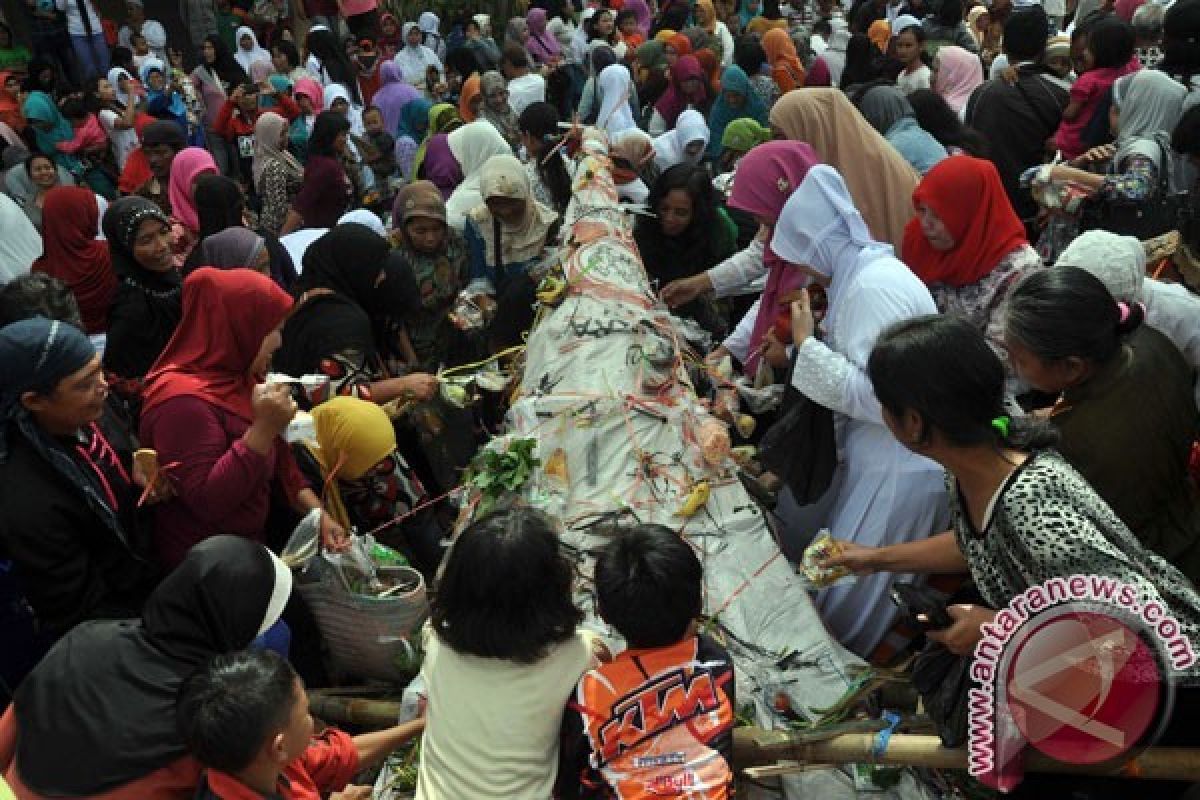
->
xmin=233 ymin=26 xmax=271 ymax=74
xmin=445 ymin=120 xmax=517 ymax=230
xmin=1113 ymin=69 xmax=1187 ymax=170
xmin=652 ymin=110 xmax=709 ymax=171
xmin=107 ymin=67 xmax=133 ymax=108
xmin=596 ymin=64 xmax=636 ymax=138
xmin=394 ymin=22 xmax=444 ymax=87
xmin=338 ymin=208 xmax=387 ymax=237
xmin=771 ymin=165 xmax=882 ymax=314
xmin=323 ymin=83 xmax=364 ymax=135
xmin=1054 ymin=230 xmax=1146 ymax=302
xmin=467 ymin=154 xmax=559 ymax=265
xmin=0 ymin=193 xmax=41 ymax=283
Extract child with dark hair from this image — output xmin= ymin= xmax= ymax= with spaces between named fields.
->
xmin=558 ymin=524 xmax=735 ymax=800
xmin=176 ymin=649 xmax=423 ymax=799
xmin=1054 ymin=16 xmax=1138 ymax=160
xmin=416 ymin=508 xmax=597 ymax=800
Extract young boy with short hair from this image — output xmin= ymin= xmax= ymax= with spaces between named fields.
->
xmin=177 ymin=650 xmax=423 ymax=800
xmin=559 ymin=525 xmax=736 ymax=799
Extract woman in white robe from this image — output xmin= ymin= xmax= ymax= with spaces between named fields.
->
xmin=770 ymin=164 xmax=949 ymax=658
xmin=652 ymin=110 xmax=709 ymax=172
xmin=394 ymin=22 xmax=444 ymax=93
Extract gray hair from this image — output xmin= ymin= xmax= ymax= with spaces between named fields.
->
xmin=1133 ymin=3 xmax=1165 ymax=40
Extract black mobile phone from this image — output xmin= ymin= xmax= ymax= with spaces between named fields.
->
xmin=889 ymin=583 xmax=953 ymax=630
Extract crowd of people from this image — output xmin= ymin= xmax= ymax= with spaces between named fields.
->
xmin=1 ymin=0 xmax=1200 ymax=796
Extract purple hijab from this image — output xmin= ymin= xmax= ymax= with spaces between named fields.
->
xmin=726 ymin=141 xmax=822 ymax=375
xmin=654 ymin=55 xmax=708 ymax=128
xmin=422 ymin=133 xmax=463 ymax=199
xmin=625 ymin=0 xmax=653 ymax=35
xmin=374 ymin=60 xmax=421 ymax=137
xmin=526 ymin=9 xmax=562 ymax=64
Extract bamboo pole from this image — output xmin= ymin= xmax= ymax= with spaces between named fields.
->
xmin=734 ymin=729 xmax=1200 ymax=782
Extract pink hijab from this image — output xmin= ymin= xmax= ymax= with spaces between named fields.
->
xmin=293 ymin=77 xmax=325 ymax=113
xmin=654 ymin=55 xmax=708 ymax=127
xmin=934 ymin=46 xmax=984 ymax=114
xmin=625 ymin=0 xmax=653 ymax=35
xmin=727 ymin=141 xmax=822 ymax=375
xmin=168 ymin=147 xmax=218 ymax=233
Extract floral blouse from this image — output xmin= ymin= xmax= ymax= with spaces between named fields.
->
xmin=391 ymin=228 xmax=470 ymax=371
xmin=257 ymin=158 xmax=304 ymax=236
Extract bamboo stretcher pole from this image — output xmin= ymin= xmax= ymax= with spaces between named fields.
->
xmin=734 ymin=729 xmax=1200 ymax=782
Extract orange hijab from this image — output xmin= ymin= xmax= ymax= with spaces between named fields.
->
xmin=695 ymin=48 xmax=722 ymax=94
xmin=458 ymin=73 xmax=481 ymax=123
xmin=868 ymin=20 xmax=891 ymax=53
xmin=763 ymin=28 xmax=805 ymax=92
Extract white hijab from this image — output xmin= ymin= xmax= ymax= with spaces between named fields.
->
xmin=652 ymin=110 xmax=709 ymax=171
xmin=107 ymin=67 xmax=133 ymax=108
xmin=596 ymin=64 xmax=636 ymax=139
xmin=0 ymin=193 xmax=42 ymax=283
xmin=394 ymin=22 xmax=444 ymax=87
xmin=323 ymin=83 xmax=364 ymax=136
xmin=445 ymin=120 xmax=516 ymax=230
xmin=233 ymin=26 xmax=271 ymax=74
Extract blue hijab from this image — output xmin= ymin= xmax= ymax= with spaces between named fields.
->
xmin=706 ymin=65 xmax=768 ymax=158
xmin=22 ymin=91 xmax=81 ymax=172
xmin=141 ymin=59 xmax=189 ymax=122
xmin=397 ymin=97 xmax=433 ymax=143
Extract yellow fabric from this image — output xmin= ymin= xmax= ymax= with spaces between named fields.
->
xmin=306 ymin=396 xmax=396 ymax=530
xmin=0 ymin=777 xmax=15 ymax=800
xmin=655 ymin=28 xmax=677 ymax=42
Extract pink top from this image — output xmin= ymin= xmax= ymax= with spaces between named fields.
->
xmin=139 ymin=395 xmax=308 ymax=569
xmin=1055 ymin=59 xmax=1139 ymax=160
xmin=340 ymin=0 xmax=377 ymax=15
xmin=56 ymin=113 xmax=107 ymax=155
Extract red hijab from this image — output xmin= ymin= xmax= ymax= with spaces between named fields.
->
xmin=31 ymin=187 xmax=115 ymax=335
xmin=0 ymin=70 xmax=24 ymax=131
xmin=902 ymin=155 xmax=1027 ymax=288
xmin=667 ymin=33 xmax=692 ymax=58
xmin=695 ymin=48 xmax=721 ymax=94
xmin=142 ymin=268 xmax=293 ymax=420
xmin=655 ymin=54 xmax=708 ymax=127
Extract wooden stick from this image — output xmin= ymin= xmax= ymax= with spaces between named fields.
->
xmin=734 ymin=729 xmax=1200 ymax=782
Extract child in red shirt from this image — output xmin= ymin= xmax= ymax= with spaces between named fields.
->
xmin=177 ymin=650 xmax=423 ymax=800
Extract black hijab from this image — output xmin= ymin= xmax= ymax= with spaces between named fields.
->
xmin=102 ymin=197 xmax=183 ymax=381
xmin=194 ymin=173 xmax=246 ymax=240
xmin=275 ymin=224 xmax=418 ymax=378
xmin=203 ymin=33 xmax=249 ymax=89
xmin=13 ymin=536 xmax=287 ymax=795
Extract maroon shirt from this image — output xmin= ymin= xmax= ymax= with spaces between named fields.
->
xmin=293 ymin=154 xmax=352 ymax=229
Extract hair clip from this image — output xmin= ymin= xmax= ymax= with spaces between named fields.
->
xmin=1117 ymin=301 xmax=1131 ymax=324
xmin=991 ymin=415 xmax=1010 ymax=438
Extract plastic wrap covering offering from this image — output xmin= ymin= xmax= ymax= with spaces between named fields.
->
xmin=459 ymin=132 xmax=874 ymax=779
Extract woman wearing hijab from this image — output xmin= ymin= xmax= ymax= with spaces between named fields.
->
xmin=22 ymin=90 xmax=82 ymax=176
xmin=295 ymin=396 xmax=441 ymax=573
xmin=648 ymin=54 xmax=711 ymax=134
xmin=289 ymin=77 xmax=324 ymax=159
xmin=768 ymin=164 xmax=946 ymax=657
xmin=0 ymin=317 xmax=156 ymax=648
xmin=233 ymin=26 xmax=271 ymax=75
xmin=445 ymin=119 xmax=518 ymax=231
xmin=0 ymin=194 xmax=40 ymax=283
xmin=857 ymin=86 xmax=948 ymax=175
xmin=286 ymin=111 xmax=354 ymax=233
xmin=596 ymin=64 xmax=638 ymax=138
xmin=30 ymin=187 xmax=114 ymax=334
xmin=395 ymin=21 xmax=445 ymax=92
xmin=706 ymin=64 xmax=768 ymax=159
xmin=694 ymin=0 xmax=736 ymax=65
xmin=140 ymin=268 xmax=342 ymax=568
xmin=665 ymin=31 xmax=693 ymax=65
xmin=421 ymin=132 xmax=463 ymax=199
xmin=478 ymin=71 xmax=521 ymax=151
xmin=458 ymin=72 xmax=483 ymax=122
xmin=902 ymin=155 xmax=1043 ymax=370
xmin=666 ymin=143 xmax=820 ymax=377
xmin=763 ymin=28 xmax=806 ymax=93
xmin=868 ymin=19 xmax=891 ymax=53
xmin=464 ymin=153 xmax=559 ymax=304
xmin=0 ymin=70 xmax=24 ymax=133
xmin=390 ymin=180 xmax=470 ymax=370
xmin=395 ymin=96 xmax=434 ymax=182
xmin=414 ymin=102 xmax=461 ymax=178
xmin=166 ymin=146 xmax=218 ymax=268
xmin=373 ymin=60 xmax=421 ymax=137
xmin=0 ymin=536 xmax=290 ymax=797
xmin=527 ymin=8 xmax=563 ymax=66
xmin=718 ymin=117 xmax=771 ymax=170
xmin=103 ymin=197 xmax=182 ymax=391
xmin=419 ymin=11 xmax=446 ymax=60
xmin=197 ymin=227 xmax=268 ymax=272
xmin=275 ymin=223 xmax=439 ymax=405
xmin=770 ymin=89 xmax=919 ymax=255
xmin=254 ymin=110 xmax=304 ymax=237
xmin=610 ymin=129 xmax=659 ymax=203
xmin=932 ymin=45 xmax=984 ymax=116
xmin=141 ymin=58 xmax=191 ymax=141
xmin=636 ymin=163 xmax=738 ymax=335
xmin=635 ymin=39 xmax=670 ymax=111
xmin=694 ymin=47 xmax=723 ymax=95
xmin=653 ymin=109 xmax=710 ymax=171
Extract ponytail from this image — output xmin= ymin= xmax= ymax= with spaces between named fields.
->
xmin=989 ymin=413 xmax=1060 ymax=452
xmin=1007 ymin=268 xmax=1137 ymax=366
xmin=518 ymin=102 xmax=572 ymax=212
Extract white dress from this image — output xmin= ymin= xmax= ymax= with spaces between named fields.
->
xmin=771 ymin=165 xmax=949 ymax=658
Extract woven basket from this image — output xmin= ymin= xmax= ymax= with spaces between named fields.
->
xmin=296 ymin=562 xmax=428 ymax=683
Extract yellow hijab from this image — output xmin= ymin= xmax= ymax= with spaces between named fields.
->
xmin=306 ymin=396 xmax=397 ymax=530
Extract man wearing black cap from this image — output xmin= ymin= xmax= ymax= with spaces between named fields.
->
xmin=133 ymin=119 xmax=187 ymax=215
xmin=965 ymin=6 xmax=1070 ymax=225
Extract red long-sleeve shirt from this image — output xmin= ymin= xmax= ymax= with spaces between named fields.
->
xmin=214 ymin=93 xmax=300 ymax=141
